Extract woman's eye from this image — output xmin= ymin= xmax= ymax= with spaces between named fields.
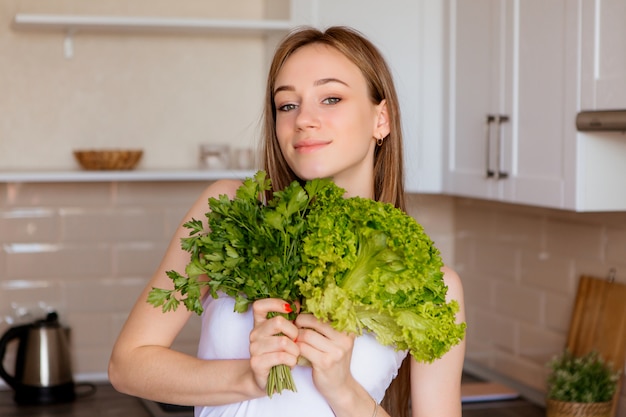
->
xmin=322 ymin=97 xmax=341 ymax=105
xmin=277 ymin=103 xmax=297 ymax=112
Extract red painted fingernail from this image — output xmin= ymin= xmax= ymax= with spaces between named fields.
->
xmin=293 ymin=337 xmax=298 ymax=343
xmin=284 ymin=303 xmax=293 ymax=313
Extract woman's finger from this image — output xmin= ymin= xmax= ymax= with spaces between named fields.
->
xmin=252 ymin=298 xmax=295 ymax=324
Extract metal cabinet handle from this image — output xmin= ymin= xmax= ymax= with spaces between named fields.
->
xmin=495 ymin=115 xmax=509 ymax=179
xmin=485 ymin=115 xmax=495 ymax=178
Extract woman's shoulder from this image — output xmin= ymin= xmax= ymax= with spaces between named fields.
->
xmin=187 ymin=179 xmax=244 ymax=217
xmin=441 ymin=266 xmax=464 ymax=303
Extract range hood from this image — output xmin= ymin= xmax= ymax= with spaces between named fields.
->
xmin=576 ymin=110 xmax=626 ymax=132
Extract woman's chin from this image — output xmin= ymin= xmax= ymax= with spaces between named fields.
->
xmin=292 ymin=166 xmax=333 ymax=182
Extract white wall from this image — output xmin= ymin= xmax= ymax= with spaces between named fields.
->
xmin=0 ymin=0 xmax=272 ymax=170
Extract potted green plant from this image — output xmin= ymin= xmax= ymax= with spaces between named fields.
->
xmin=546 ymin=349 xmax=621 ymax=417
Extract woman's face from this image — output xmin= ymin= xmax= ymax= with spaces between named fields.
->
xmin=273 ymin=43 xmax=388 ymax=198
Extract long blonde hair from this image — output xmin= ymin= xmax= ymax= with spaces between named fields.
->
xmin=261 ymin=26 xmax=406 ymax=212
xmin=261 ymin=26 xmax=411 ymax=416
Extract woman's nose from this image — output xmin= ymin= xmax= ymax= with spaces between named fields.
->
xmin=294 ymin=102 xmax=320 ymax=130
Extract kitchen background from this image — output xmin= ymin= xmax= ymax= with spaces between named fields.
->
xmin=1 ymin=0 xmax=625 ymax=415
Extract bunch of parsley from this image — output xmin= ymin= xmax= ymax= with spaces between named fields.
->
xmin=148 ymin=171 xmax=465 ymax=396
xmin=148 ymin=171 xmax=327 ymax=396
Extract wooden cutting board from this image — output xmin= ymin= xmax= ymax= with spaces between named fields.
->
xmin=566 ymin=275 xmax=626 ymax=417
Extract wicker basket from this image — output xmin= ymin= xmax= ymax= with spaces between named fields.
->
xmin=73 ymin=149 xmax=143 ymax=170
xmin=546 ymin=399 xmax=613 ymax=417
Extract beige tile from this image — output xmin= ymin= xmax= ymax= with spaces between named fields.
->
xmin=517 ymin=323 xmax=566 ymax=360
xmin=110 ymin=313 xmax=132 ymax=342
xmin=5 ymin=243 xmax=112 ymax=280
xmin=492 ymin=210 xmax=544 ymax=248
xmin=460 ymin=271 xmax=493 ymax=308
xmin=72 ymin=347 xmax=114 ymax=375
xmin=407 ymin=193 xmax=455 ymax=235
xmin=465 ymin=350 xmax=497 ymax=369
xmin=60 ymin=207 xmax=165 ymax=243
xmin=452 ymin=236 xmax=474 ymax=270
xmin=571 ymin=259 xmax=626 ymax=289
xmin=490 ymin=351 xmax=547 ymax=391
xmin=407 ymin=194 xmax=456 ymax=264
xmin=114 ymin=242 xmax=167 ymax=277
xmin=6 ymin=183 xmax=113 ymax=207
xmin=544 ymin=292 xmax=575 ymax=333
xmin=606 ymin=227 xmax=626 ymax=266
xmin=519 ymin=251 xmax=575 ymax=294
xmin=455 ymin=204 xmax=495 ymax=237
xmin=115 ymin=182 xmax=208 ymax=207
xmin=64 ymin=277 xmax=147 ymax=313
xmin=0 ymin=184 xmax=7 ymax=206
xmin=164 ymin=206 xmax=195 ymax=237
xmin=0 ymin=250 xmax=5 ymax=280
xmin=493 ymin=281 xmax=543 ymax=324
xmin=0 ymin=208 xmax=60 ymax=243
xmin=545 ymin=218 xmax=604 ymax=261
xmin=66 ymin=312 xmax=115 ymax=348
xmin=472 ymin=241 xmax=520 ymax=282
xmin=469 ymin=308 xmax=517 ymax=352
xmin=0 ymin=281 xmax=65 ymax=315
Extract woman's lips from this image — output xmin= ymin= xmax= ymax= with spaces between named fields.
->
xmin=293 ymin=139 xmax=331 ymax=153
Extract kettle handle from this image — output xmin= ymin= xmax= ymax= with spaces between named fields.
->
xmin=0 ymin=324 xmax=30 ymax=390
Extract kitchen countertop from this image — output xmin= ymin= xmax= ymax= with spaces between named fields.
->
xmin=0 ymin=383 xmax=154 ymax=417
xmin=0 ymin=376 xmax=545 ymax=417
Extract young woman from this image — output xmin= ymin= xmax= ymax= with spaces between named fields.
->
xmin=109 ymin=26 xmax=466 ymax=417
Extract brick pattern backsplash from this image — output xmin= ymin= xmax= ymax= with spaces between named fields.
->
xmin=455 ymin=197 xmax=626 ymax=414
xmin=0 ymin=181 xmax=210 ymax=377
xmin=1 ymin=182 xmax=624 ymax=413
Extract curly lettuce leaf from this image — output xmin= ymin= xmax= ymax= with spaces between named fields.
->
xmin=297 ymin=187 xmax=466 ymax=363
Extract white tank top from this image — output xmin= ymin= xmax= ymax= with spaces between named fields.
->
xmin=195 ymin=294 xmax=407 ymax=417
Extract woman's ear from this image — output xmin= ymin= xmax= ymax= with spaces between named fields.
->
xmin=375 ymin=99 xmax=390 ymax=138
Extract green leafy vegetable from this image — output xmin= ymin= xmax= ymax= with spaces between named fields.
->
xmin=147 ymin=170 xmax=466 ymax=396
xmin=147 ymin=171 xmax=326 ymax=396
xmin=296 ymin=184 xmax=466 ymax=363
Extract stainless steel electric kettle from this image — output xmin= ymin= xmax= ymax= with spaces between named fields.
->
xmin=0 ymin=311 xmax=76 ymax=405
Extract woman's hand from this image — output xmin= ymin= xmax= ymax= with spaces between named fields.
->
xmin=294 ymin=313 xmax=357 ymax=400
xmin=249 ymin=299 xmax=300 ymax=392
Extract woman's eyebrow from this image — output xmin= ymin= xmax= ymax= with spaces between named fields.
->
xmin=274 ymin=78 xmax=349 ymax=96
xmin=314 ymin=77 xmax=349 ymax=87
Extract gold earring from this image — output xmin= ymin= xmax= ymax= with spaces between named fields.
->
xmin=376 ymin=136 xmax=384 ymax=146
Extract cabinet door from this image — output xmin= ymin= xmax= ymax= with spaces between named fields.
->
xmin=504 ymin=0 xmax=574 ymax=208
xmin=446 ymin=0 xmax=509 ymax=200
xmin=580 ymin=0 xmax=626 ymax=110
xmin=292 ymin=0 xmax=444 ymax=193
xmin=447 ymin=0 xmax=574 ymax=209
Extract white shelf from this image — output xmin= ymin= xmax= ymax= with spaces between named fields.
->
xmin=12 ymin=13 xmax=293 ymax=36
xmin=0 ymin=169 xmax=256 ymax=183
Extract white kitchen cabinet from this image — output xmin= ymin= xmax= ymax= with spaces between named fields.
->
xmin=579 ymin=0 xmax=626 ymax=110
xmin=446 ymin=0 xmax=626 ymax=211
xmin=446 ymin=0 xmax=579 ymax=209
xmin=292 ymin=0 xmax=445 ymax=193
